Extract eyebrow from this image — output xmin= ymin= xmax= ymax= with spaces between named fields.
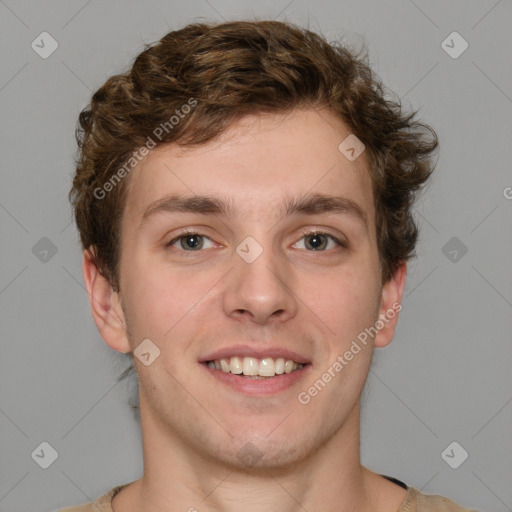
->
xmin=139 ymin=192 xmax=368 ymax=231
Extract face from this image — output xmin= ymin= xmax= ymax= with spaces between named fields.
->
xmin=87 ymin=108 xmax=405 ymax=470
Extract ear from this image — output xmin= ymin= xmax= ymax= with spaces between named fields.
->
xmin=373 ymin=261 xmax=407 ymax=348
xmin=82 ymin=247 xmax=131 ymax=354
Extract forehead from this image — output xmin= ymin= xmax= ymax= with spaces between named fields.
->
xmin=122 ymin=108 xmax=375 ymax=230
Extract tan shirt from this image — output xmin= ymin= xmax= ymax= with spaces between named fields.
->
xmin=57 ymin=479 xmax=479 ymax=512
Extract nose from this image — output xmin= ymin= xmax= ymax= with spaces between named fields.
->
xmin=222 ymin=238 xmax=298 ymax=325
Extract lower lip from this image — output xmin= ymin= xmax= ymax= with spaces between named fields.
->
xmin=200 ymin=363 xmax=311 ymax=396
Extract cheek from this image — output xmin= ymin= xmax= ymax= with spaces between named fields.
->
xmin=119 ymin=255 xmax=177 ymax=342
xmin=299 ymin=267 xmax=381 ymax=359
xmin=121 ymin=259 xmax=218 ymax=346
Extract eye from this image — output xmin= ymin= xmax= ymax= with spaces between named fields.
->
xmin=165 ymin=230 xmax=345 ymax=253
xmin=292 ymin=231 xmax=345 ymax=251
xmin=166 ymin=231 xmax=216 ymax=251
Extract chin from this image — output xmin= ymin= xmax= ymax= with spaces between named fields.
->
xmin=206 ymin=429 xmax=317 ymax=472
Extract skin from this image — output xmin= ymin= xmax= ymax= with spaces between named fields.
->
xmin=83 ymin=108 xmax=408 ymax=512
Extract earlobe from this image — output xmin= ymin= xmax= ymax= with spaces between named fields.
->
xmin=82 ymin=248 xmax=131 ymax=354
xmin=373 ymin=261 xmax=407 ymax=349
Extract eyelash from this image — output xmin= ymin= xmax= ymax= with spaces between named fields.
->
xmin=165 ymin=229 xmax=346 ymax=253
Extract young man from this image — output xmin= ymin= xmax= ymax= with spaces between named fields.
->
xmin=61 ymin=20 xmax=478 ymax=512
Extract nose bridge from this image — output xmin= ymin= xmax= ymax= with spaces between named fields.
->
xmin=222 ymin=232 xmax=298 ymax=324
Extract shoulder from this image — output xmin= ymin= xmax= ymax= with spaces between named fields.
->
xmin=401 ymin=486 xmax=480 ymax=512
xmin=56 ymin=481 xmax=133 ymax=512
xmin=57 ymin=505 xmax=95 ymax=512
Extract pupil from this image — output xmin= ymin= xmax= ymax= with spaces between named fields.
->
xmin=184 ymin=235 xmax=201 ymax=249
xmin=308 ymin=234 xmax=325 ymax=250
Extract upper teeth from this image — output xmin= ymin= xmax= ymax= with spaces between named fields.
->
xmin=206 ymin=357 xmax=304 ymax=377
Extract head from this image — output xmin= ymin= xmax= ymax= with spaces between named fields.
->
xmin=71 ymin=20 xmax=437 ymax=469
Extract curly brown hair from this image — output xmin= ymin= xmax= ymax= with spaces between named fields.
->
xmin=70 ymin=20 xmax=438 ymax=292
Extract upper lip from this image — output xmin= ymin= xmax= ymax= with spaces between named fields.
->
xmin=199 ymin=345 xmax=310 ymax=364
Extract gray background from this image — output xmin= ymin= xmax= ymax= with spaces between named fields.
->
xmin=1 ymin=0 xmax=511 ymax=511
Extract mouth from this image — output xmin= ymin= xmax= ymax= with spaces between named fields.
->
xmin=200 ymin=351 xmax=312 ymax=396
xmin=203 ymin=356 xmax=307 ymax=379
xmin=199 ymin=345 xmax=312 ymax=395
